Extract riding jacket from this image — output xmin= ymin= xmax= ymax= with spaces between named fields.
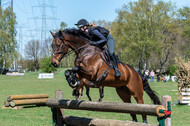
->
xmin=88 ymin=26 xmax=109 ymax=48
xmin=88 ymin=26 xmax=115 ymax=55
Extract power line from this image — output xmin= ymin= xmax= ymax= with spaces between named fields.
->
xmin=30 ymin=0 xmax=58 ymax=56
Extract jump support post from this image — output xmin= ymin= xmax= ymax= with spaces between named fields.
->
xmin=47 ymin=90 xmax=171 ymax=126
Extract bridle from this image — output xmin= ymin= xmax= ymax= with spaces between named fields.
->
xmin=52 ymin=36 xmax=89 ymax=62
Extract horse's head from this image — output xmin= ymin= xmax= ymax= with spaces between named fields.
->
xmin=51 ymin=28 xmax=91 ymax=67
xmin=50 ymin=30 xmax=69 ymax=67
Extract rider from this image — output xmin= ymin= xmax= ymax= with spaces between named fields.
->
xmin=75 ymin=19 xmax=122 ymax=77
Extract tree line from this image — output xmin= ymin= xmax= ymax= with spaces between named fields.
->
xmin=0 ymin=0 xmax=189 ymax=74
xmin=0 ymin=7 xmax=17 ymax=69
xmin=112 ymin=0 xmax=189 ymax=74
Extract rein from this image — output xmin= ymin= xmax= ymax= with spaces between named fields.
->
xmin=52 ymin=38 xmax=89 ymax=60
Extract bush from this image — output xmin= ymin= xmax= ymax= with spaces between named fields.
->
xmin=40 ymin=56 xmax=57 ymax=73
xmin=25 ymin=60 xmax=37 ymax=71
xmin=168 ymin=64 xmax=178 ymax=76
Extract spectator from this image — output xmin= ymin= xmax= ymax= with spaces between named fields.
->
xmin=150 ymin=70 xmax=155 ymax=82
xmin=145 ymin=70 xmax=149 ymax=80
xmin=157 ymin=74 xmax=160 ymax=82
xmin=164 ymin=74 xmax=168 ymax=82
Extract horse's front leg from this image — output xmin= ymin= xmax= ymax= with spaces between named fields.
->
xmin=74 ymin=85 xmax=83 ymax=100
xmin=98 ymin=86 xmax=104 ymax=102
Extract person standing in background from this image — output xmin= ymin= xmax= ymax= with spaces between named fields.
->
xmin=145 ymin=70 xmax=149 ymax=80
xmin=157 ymin=74 xmax=160 ymax=82
xmin=150 ymin=70 xmax=155 ymax=82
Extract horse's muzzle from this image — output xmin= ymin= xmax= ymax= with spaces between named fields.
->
xmin=52 ymin=62 xmax=58 ymax=67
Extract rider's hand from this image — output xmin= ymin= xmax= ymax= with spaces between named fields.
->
xmin=89 ymin=41 xmax=96 ymax=45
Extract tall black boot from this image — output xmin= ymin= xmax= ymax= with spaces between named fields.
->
xmin=110 ymin=53 xmax=122 ymax=77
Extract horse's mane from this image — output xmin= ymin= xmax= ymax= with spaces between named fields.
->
xmin=61 ymin=28 xmax=91 ymax=41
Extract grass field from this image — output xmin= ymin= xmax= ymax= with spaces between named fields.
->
xmin=0 ymin=69 xmax=189 ymax=126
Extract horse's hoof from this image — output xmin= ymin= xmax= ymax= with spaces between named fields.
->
xmin=98 ymin=99 xmax=102 ymax=102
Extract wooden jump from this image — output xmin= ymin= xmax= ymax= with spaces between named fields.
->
xmin=63 ymin=116 xmax=156 ymax=126
xmin=7 ymin=94 xmax=49 ymax=101
xmin=9 ymin=98 xmax=48 ymax=107
xmin=47 ymin=90 xmax=172 ymax=126
xmin=4 ymin=94 xmax=49 ymax=108
xmin=46 ymin=99 xmax=165 ymax=117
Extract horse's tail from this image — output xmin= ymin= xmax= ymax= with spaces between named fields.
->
xmin=137 ymin=70 xmax=161 ymax=105
xmin=143 ymin=78 xmax=161 ymax=105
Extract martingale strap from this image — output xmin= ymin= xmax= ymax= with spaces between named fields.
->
xmin=96 ymin=65 xmax=112 ymax=82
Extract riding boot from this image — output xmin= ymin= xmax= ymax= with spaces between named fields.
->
xmin=110 ymin=53 xmax=122 ymax=77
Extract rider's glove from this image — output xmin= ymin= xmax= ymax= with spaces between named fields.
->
xmin=89 ymin=41 xmax=97 ymax=45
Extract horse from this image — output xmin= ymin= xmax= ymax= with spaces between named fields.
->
xmin=65 ymin=69 xmax=104 ymax=101
xmin=50 ymin=29 xmax=161 ymax=123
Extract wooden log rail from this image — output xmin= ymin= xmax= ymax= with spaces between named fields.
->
xmin=46 ymin=99 xmax=165 ymax=117
xmin=7 ymin=94 xmax=49 ymax=101
xmin=47 ymin=90 xmax=172 ymax=126
xmin=4 ymin=94 xmax=49 ymax=108
xmin=63 ymin=116 xmax=156 ymax=126
xmin=9 ymin=98 xmax=48 ymax=107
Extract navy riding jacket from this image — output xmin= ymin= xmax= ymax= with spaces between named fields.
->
xmin=88 ymin=29 xmax=107 ymax=48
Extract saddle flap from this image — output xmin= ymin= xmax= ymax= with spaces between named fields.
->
xmin=103 ymin=48 xmax=120 ymax=65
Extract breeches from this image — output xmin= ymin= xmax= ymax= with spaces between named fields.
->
xmin=106 ymin=34 xmax=115 ymax=55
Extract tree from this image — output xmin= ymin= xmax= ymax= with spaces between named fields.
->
xmin=41 ymin=37 xmax=53 ymax=57
xmin=60 ymin=21 xmax=67 ymax=30
xmin=40 ymin=56 xmax=57 ymax=73
xmin=0 ymin=7 xmax=17 ymax=69
xmin=93 ymin=20 xmax=112 ymax=33
xmin=112 ymin=0 xmax=178 ymax=72
xmin=177 ymin=7 xmax=190 ymax=60
xmin=24 ymin=40 xmax=40 ymax=70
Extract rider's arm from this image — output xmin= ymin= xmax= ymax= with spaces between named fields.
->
xmin=91 ymin=29 xmax=107 ymax=45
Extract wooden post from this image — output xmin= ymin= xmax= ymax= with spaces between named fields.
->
xmin=162 ymin=95 xmax=171 ymax=126
xmin=51 ymin=90 xmax=64 ymax=126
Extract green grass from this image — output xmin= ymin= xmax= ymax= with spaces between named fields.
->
xmin=0 ymin=70 xmax=189 ymax=126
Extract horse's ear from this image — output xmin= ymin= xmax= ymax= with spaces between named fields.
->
xmin=59 ymin=30 xmax=62 ymax=36
xmin=50 ymin=30 xmax=55 ymax=37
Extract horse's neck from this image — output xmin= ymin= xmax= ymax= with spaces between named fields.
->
xmin=68 ymin=35 xmax=103 ymax=57
xmin=77 ymin=45 xmax=103 ymax=57
xmin=69 ymin=37 xmax=88 ymax=50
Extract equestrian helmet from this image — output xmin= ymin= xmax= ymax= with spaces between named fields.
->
xmin=75 ymin=19 xmax=89 ymax=27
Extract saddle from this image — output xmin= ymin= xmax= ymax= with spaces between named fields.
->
xmin=102 ymin=48 xmax=120 ymax=66
xmin=96 ymin=48 xmax=121 ymax=81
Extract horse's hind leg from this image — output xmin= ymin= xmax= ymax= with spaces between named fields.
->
xmin=98 ymin=86 xmax=104 ymax=102
xmin=133 ymin=93 xmax=147 ymax=123
xmin=85 ymin=86 xmax=92 ymax=101
xmin=115 ymin=87 xmax=137 ymax=122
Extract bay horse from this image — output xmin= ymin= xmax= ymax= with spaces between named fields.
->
xmin=50 ymin=29 xmax=160 ymax=123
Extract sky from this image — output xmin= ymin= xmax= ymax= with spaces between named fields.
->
xmin=3 ymin=0 xmax=190 ymax=56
